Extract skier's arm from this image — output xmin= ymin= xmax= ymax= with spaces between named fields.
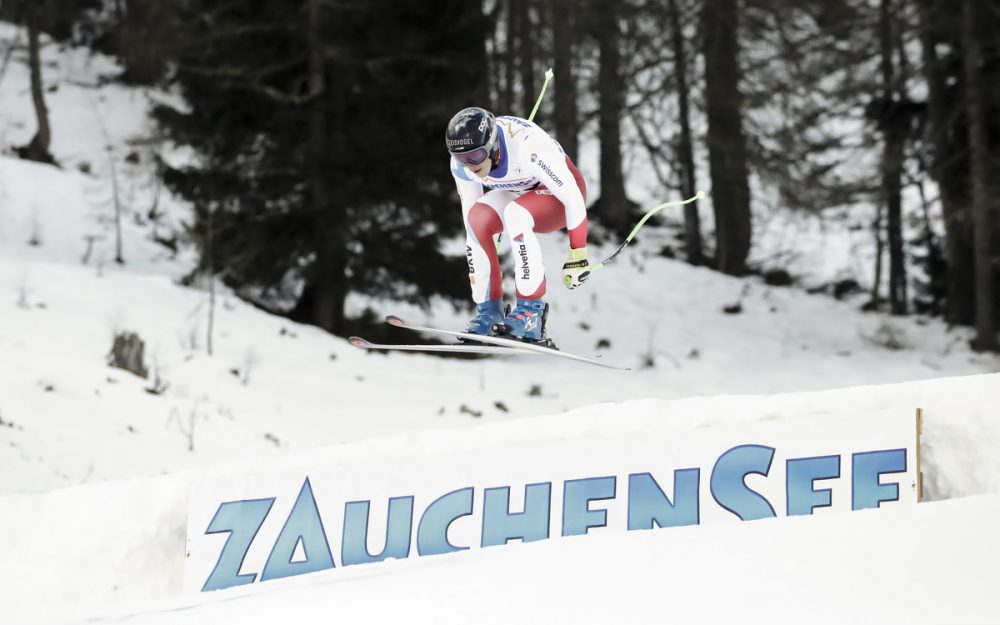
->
xmin=451 ymin=159 xmax=485 ymax=218
xmin=525 ymin=136 xmax=591 ymax=289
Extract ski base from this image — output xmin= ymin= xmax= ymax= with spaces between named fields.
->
xmin=381 ymin=315 xmax=630 ymax=370
xmin=349 ymin=337 xmax=519 ymax=356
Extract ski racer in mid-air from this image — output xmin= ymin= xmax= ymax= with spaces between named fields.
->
xmin=446 ymin=106 xmax=590 ymax=342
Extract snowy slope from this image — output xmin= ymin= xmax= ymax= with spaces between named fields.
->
xmin=1 ymin=21 xmax=999 ymax=625
xmin=5 ymin=179 xmax=997 ymax=495
xmin=3 ymin=373 xmax=1000 ymax=624
xmin=3 ymin=133 xmax=995 ymax=494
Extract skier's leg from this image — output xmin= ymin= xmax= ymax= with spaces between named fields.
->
xmin=465 ymin=204 xmax=503 ymax=303
xmin=500 ymin=203 xmax=549 ymax=341
xmin=498 ymin=158 xmax=589 ymax=340
xmin=503 ymin=157 xmax=589 ymax=299
xmin=503 ymin=202 xmax=547 ymax=299
xmin=463 ymin=190 xmax=516 ymax=303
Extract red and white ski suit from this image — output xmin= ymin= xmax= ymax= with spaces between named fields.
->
xmin=451 ymin=116 xmax=588 ymax=304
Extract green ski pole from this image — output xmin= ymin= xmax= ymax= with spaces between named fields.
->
xmin=528 ymin=68 xmax=554 ymax=122
xmin=582 ymin=190 xmax=706 ymax=279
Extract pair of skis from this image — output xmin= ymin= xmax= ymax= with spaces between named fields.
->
xmin=349 ymin=316 xmax=629 ymax=370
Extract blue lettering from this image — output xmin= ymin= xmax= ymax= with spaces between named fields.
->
xmin=342 ymin=496 xmax=414 ymax=566
xmin=627 ymin=470 xmax=700 ymax=530
xmin=417 ymin=487 xmax=474 ymax=556
xmin=260 ymin=478 xmax=335 ymax=582
xmin=710 ymin=445 xmax=777 ymax=521
xmin=852 ymin=449 xmax=907 ymax=510
xmin=786 ymin=455 xmax=840 ymax=516
xmin=563 ymin=476 xmax=617 ymax=536
xmin=481 ymin=483 xmax=551 ymax=546
xmin=201 ymin=498 xmax=274 ymax=592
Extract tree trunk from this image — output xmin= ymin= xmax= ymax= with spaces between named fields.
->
xmin=916 ymin=0 xmax=975 ymax=325
xmin=289 ymin=0 xmax=348 ymax=335
xmin=308 ymin=0 xmax=327 ymax=224
xmin=517 ymin=0 xmax=536 ymax=116
xmin=42 ymin=0 xmax=73 ymax=41
xmin=206 ymin=204 xmax=215 ymax=356
xmin=21 ymin=5 xmax=55 ymax=165
xmin=871 ymin=202 xmax=884 ymax=308
xmin=596 ymin=0 xmax=630 ymax=234
xmin=550 ymin=0 xmax=579 ymax=160
xmin=702 ymin=0 xmax=751 ymax=275
xmin=962 ymin=0 xmax=998 ymax=350
xmin=116 ymin=0 xmax=169 ymax=85
xmin=879 ymin=0 xmax=907 ymax=314
xmin=669 ymin=0 xmax=702 ymax=265
xmin=503 ymin=0 xmax=516 ymax=112
xmin=110 ymin=145 xmax=124 ymax=263
xmin=312 ymin=0 xmax=348 ymax=335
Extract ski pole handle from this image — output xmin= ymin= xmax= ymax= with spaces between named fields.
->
xmin=528 ymin=68 xmax=554 ymax=122
xmin=589 ymin=190 xmax=706 ymax=273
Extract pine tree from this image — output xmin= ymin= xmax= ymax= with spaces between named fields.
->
xmin=155 ymin=0 xmax=488 ymax=335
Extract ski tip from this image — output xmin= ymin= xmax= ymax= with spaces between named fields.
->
xmin=348 ymin=337 xmax=371 ymax=348
xmin=385 ymin=315 xmax=404 ymax=327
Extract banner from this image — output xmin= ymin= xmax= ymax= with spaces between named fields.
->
xmin=185 ymin=410 xmax=920 ymax=592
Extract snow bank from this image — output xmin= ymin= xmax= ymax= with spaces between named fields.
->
xmin=1 ymin=373 xmax=997 ymax=623
xmin=62 ymin=494 xmax=1000 ymax=625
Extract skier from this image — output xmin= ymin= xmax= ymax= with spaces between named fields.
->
xmin=446 ymin=106 xmax=590 ymax=342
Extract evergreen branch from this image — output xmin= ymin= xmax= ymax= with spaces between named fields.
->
xmin=164 ymin=23 xmax=299 ymax=53
xmin=365 ymin=52 xmax=459 ymax=70
xmin=221 ymin=79 xmax=322 ymax=105
xmin=323 ymin=46 xmax=460 ymax=70
xmin=178 ymin=55 xmax=307 ymax=81
xmin=194 ymin=0 xmax=249 ymax=23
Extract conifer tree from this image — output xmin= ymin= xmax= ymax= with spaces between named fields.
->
xmin=154 ymin=0 xmax=488 ymax=335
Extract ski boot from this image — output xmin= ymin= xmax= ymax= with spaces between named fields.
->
xmin=464 ymin=298 xmax=505 ymax=336
xmin=493 ymin=298 xmax=556 ymax=347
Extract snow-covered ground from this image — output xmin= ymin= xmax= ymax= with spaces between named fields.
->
xmin=67 ymin=495 xmax=1000 ymax=624
xmin=1 ymin=22 xmax=999 ymax=625
xmin=3 ymin=375 xmax=1000 ymax=624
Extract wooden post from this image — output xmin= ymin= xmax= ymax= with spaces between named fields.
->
xmin=916 ymin=407 xmax=924 ymax=501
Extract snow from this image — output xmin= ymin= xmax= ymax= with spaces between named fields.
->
xmin=4 ymin=375 xmax=1000 ymax=624
xmin=1 ymin=21 xmax=998 ymax=625
xmin=55 ymin=495 xmax=1000 ymax=625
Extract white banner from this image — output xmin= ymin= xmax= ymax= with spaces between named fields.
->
xmin=185 ymin=410 xmax=919 ymax=592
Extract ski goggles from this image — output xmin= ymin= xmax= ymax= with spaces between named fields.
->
xmin=450 ymin=147 xmax=490 ymax=166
